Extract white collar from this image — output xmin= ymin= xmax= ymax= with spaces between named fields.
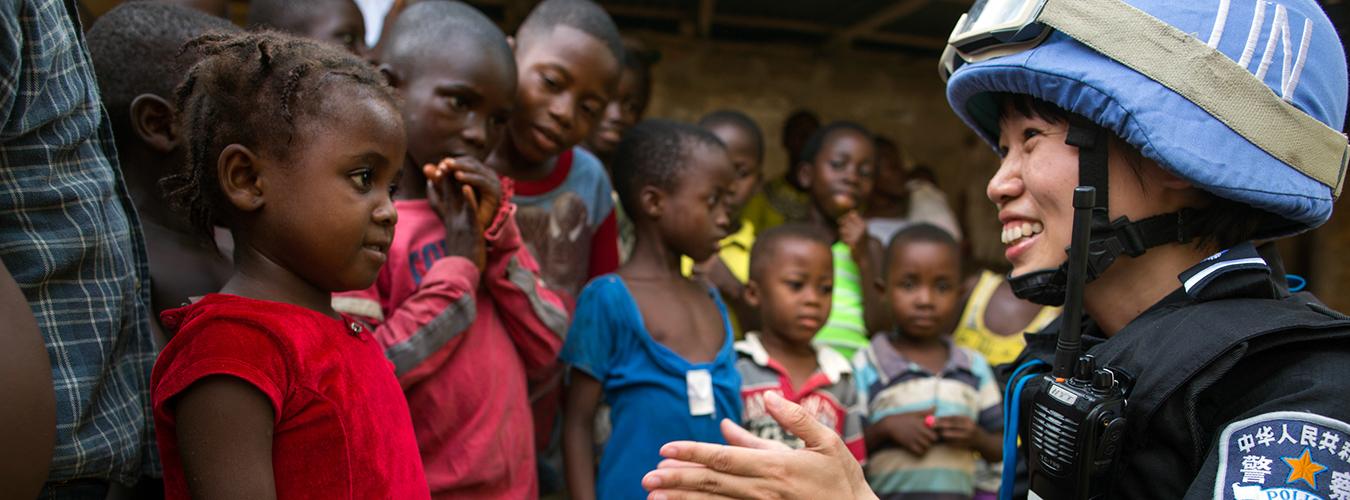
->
xmin=736 ymin=332 xmax=853 ymax=384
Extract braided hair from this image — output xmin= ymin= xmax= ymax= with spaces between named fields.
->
xmin=161 ymin=30 xmax=398 ymax=242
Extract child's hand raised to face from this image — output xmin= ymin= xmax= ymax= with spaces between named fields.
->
xmin=425 ymin=158 xmax=491 ymax=270
xmin=424 ymin=157 xmax=503 ymax=230
xmin=837 ymin=210 xmax=869 ymax=263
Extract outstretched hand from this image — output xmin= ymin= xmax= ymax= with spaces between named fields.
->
xmin=642 ymin=391 xmax=877 ymax=500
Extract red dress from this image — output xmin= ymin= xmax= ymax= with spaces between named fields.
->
xmin=152 ymin=294 xmax=429 ymax=499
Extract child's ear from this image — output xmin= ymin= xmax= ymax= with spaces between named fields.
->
xmin=129 ymin=93 xmax=179 ymax=154
xmin=218 ymin=144 xmax=265 ymax=213
xmin=743 ymin=279 xmax=761 ymax=308
xmin=379 ymin=64 xmax=402 ymax=90
xmin=795 ymin=161 xmax=813 ymax=190
xmin=639 ymin=185 xmax=664 ymax=218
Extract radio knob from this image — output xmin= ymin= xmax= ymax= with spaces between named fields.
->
xmin=1074 ymin=355 xmax=1096 ymax=383
xmin=1092 ymin=369 xmax=1115 ymax=393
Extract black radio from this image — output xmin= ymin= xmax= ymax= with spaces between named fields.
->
xmin=1026 ymin=354 xmax=1129 ymax=499
xmin=1025 ymin=187 xmax=1130 ymax=500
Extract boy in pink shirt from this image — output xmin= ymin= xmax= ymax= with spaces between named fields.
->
xmin=332 ymin=3 xmax=568 ymax=497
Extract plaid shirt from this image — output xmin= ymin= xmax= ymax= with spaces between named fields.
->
xmin=1 ymin=0 xmax=157 ymax=488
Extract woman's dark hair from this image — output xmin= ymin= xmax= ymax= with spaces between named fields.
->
xmin=161 ymin=31 xmax=398 ymax=242
xmin=995 ymin=93 xmax=1267 ymax=251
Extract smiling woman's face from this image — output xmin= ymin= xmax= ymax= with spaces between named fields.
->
xmin=988 ymin=101 xmax=1186 ymax=278
xmin=988 ymin=110 xmax=1076 ymax=277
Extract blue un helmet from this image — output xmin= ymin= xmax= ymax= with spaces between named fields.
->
xmin=941 ymin=0 xmax=1349 ymax=304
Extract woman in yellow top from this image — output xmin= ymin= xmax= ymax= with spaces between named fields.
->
xmin=953 ymin=270 xmax=1060 ymax=367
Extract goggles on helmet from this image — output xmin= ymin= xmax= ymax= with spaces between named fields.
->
xmin=939 ymin=0 xmax=1349 ymax=198
xmin=940 ymin=0 xmax=1051 ymax=80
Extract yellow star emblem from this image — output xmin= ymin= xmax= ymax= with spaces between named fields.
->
xmin=1282 ymin=448 xmax=1327 ymax=488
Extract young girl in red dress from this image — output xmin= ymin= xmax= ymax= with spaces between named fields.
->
xmin=150 ymin=31 xmax=429 ymax=499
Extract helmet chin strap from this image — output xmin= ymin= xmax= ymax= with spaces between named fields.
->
xmin=1007 ymin=117 xmax=1198 ymax=306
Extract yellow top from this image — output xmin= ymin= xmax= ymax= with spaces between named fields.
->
xmin=682 ymin=219 xmax=755 ymax=283
xmin=682 ymin=220 xmax=756 ymax=337
xmin=739 ymin=179 xmax=811 ymax=237
xmin=952 ymin=270 xmax=1060 ymax=366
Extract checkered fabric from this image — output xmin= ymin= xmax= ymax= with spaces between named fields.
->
xmin=1 ymin=0 xmax=158 ymax=489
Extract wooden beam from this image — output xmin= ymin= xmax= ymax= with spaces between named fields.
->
xmin=697 ymin=0 xmax=716 ymax=38
xmin=715 ymin=13 xmax=832 ymax=34
xmin=861 ymin=31 xmax=947 ymax=51
xmin=715 ymin=14 xmax=945 ymax=50
xmin=830 ymin=0 xmax=932 ymax=46
xmin=600 ymin=3 xmax=947 ymax=52
xmin=603 ymin=4 xmax=685 ymax=21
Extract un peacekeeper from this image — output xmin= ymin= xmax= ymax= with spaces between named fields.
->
xmin=638 ymin=0 xmax=1350 ymax=499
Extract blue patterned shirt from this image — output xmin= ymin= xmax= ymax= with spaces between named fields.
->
xmin=1 ymin=0 xmax=158 ymax=489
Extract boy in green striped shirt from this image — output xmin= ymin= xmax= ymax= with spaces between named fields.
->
xmin=795 ymin=122 xmax=886 ymax=359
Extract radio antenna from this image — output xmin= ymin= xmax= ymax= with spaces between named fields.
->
xmin=1053 ymin=186 xmax=1095 ymax=380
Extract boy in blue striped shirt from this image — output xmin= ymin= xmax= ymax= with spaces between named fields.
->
xmin=854 ymin=224 xmax=1002 ymax=499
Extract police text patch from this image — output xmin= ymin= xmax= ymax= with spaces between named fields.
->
xmin=1216 ymin=411 xmax=1350 ymax=500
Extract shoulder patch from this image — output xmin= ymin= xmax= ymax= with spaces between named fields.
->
xmin=1216 ymin=411 xmax=1350 ymax=500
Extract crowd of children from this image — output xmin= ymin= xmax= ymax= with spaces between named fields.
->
xmin=10 ymin=0 xmax=1064 ymax=497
